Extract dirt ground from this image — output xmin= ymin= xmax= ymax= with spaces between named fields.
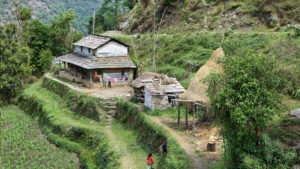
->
xmin=148 ymin=116 xmax=223 ymax=169
xmin=46 ymin=74 xmax=133 ymax=99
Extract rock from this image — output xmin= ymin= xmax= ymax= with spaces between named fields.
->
xmin=296 ymin=143 xmax=300 ymax=156
xmin=290 ymin=108 xmax=300 ymax=118
xmin=293 ymin=165 xmax=300 ymax=169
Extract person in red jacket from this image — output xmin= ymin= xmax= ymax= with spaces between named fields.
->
xmin=147 ymin=153 xmax=154 ymax=169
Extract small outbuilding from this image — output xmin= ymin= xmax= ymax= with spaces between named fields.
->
xmin=131 ymin=72 xmax=185 ymax=110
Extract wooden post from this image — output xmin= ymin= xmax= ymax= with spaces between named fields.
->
xmin=63 ymin=62 xmax=66 ymax=70
xmin=193 ymin=104 xmax=195 ymax=130
xmin=89 ymin=70 xmax=92 ymax=88
xmin=177 ymin=102 xmax=180 ymax=126
xmin=59 ymin=60 xmax=62 ymax=70
xmin=185 ymin=105 xmax=188 ymax=130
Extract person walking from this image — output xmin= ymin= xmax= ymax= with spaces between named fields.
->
xmin=162 ymin=140 xmax=167 ymax=155
xmin=147 ymin=153 xmax=154 ymax=169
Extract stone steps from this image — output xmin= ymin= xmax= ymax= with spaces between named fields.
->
xmin=101 ymin=97 xmax=119 ymax=120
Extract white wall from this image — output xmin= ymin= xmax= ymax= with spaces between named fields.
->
xmin=96 ymin=41 xmax=128 ymax=56
xmin=144 ymin=86 xmax=153 ymax=109
xmin=75 ymin=46 xmax=93 ymax=56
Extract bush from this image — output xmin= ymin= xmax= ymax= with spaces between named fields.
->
xmin=130 ymin=96 xmax=138 ymax=103
xmin=296 ymin=89 xmax=300 ymax=100
xmin=241 ymin=135 xmax=297 ymax=169
xmin=42 ymin=77 xmax=100 ymax=121
xmin=115 ymin=100 xmax=192 ymax=169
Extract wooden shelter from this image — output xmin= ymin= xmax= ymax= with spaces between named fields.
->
xmin=57 ymin=35 xmax=136 ymax=88
xmin=131 ymin=73 xmax=185 ymax=110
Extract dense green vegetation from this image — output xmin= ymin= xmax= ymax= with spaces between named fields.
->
xmin=115 ymin=100 xmax=193 ymax=169
xmin=0 ymin=23 xmax=33 ymax=104
xmin=0 ymin=0 xmax=103 ymax=33
xmin=19 ymin=81 xmax=120 ymax=169
xmin=88 ymin=0 xmax=138 ymax=33
xmin=0 ymin=5 xmax=82 ymax=104
xmin=205 ymin=53 xmax=297 ymax=168
xmin=0 ymin=105 xmax=80 ymax=168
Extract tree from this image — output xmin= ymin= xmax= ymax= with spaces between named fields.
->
xmin=12 ymin=3 xmax=32 ymax=45
xmin=37 ymin=49 xmax=53 ymax=75
xmin=88 ymin=0 xmax=122 ymax=33
xmin=123 ymin=0 xmax=138 ymax=10
xmin=28 ymin=10 xmax=81 ymax=76
xmin=205 ymin=52 xmax=282 ymax=168
xmin=51 ymin=10 xmax=76 ymax=51
xmin=0 ymin=23 xmax=33 ymax=103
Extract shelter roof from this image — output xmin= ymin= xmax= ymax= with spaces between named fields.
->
xmin=132 ymin=72 xmax=185 ymax=95
xmin=57 ymin=52 xmax=136 ymax=69
xmin=73 ymin=34 xmax=129 ymax=49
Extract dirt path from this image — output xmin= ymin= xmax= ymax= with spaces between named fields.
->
xmin=104 ymin=122 xmax=131 ymax=169
xmin=148 ymin=116 xmax=207 ymax=169
xmin=104 ymin=120 xmax=147 ymax=169
xmin=45 ymin=73 xmax=132 ymax=99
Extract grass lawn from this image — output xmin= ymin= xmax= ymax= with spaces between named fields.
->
xmin=0 ymin=105 xmax=80 ymax=169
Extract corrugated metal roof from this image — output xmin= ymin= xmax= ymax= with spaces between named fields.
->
xmin=57 ymin=52 xmax=136 ymax=69
xmin=73 ymin=35 xmax=129 ymax=49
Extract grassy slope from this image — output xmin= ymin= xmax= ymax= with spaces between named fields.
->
xmin=23 ymin=80 xmax=152 ymax=168
xmin=22 ymin=81 xmax=105 ymax=168
xmin=124 ymin=0 xmax=300 ymax=33
xmin=112 ymin=31 xmax=300 ymax=91
xmin=23 ymin=82 xmax=101 ymax=131
xmin=0 ymin=105 xmax=79 ymax=169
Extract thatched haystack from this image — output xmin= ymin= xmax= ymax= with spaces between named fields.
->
xmin=179 ymin=47 xmax=225 ymax=105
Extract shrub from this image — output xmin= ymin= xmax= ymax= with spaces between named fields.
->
xmin=212 ymin=6 xmax=222 ymax=16
xmin=296 ymin=89 xmax=300 ymax=100
xmin=130 ymin=96 xmax=138 ymax=103
xmin=242 ymin=135 xmax=297 ymax=169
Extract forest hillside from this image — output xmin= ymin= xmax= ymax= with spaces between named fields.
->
xmin=0 ymin=0 xmax=103 ymax=33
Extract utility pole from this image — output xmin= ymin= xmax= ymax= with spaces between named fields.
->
xmin=93 ymin=8 xmax=95 ymax=34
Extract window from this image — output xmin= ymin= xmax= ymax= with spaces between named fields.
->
xmin=81 ymin=46 xmax=83 ymax=52
xmin=88 ymin=48 xmax=91 ymax=53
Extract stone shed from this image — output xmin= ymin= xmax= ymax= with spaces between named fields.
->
xmin=131 ymin=72 xmax=185 ymax=110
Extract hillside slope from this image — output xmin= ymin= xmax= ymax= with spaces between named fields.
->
xmin=0 ymin=0 xmax=103 ymax=33
xmin=121 ymin=0 xmax=300 ymax=33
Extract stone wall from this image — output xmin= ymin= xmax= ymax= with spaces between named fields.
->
xmin=59 ymin=71 xmax=91 ymax=88
xmin=152 ymin=95 xmax=172 ymax=110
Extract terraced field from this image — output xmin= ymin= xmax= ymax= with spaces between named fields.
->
xmin=0 ymin=105 xmax=80 ymax=169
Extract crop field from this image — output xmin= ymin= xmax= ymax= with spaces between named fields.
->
xmin=0 ymin=105 xmax=80 ymax=169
